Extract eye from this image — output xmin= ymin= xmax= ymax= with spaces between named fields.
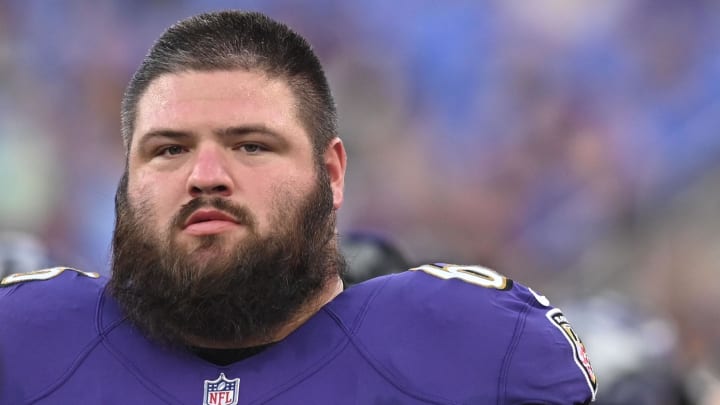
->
xmin=158 ymin=145 xmax=186 ymax=156
xmin=236 ymin=143 xmax=268 ymax=154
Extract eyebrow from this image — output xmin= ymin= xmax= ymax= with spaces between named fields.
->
xmin=136 ymin=129 xmax=192 ymax=146
xmin=214 ymin=125 xmax=284 ymax=140
xmin=137 ymin=125 xmax=284 ymax=146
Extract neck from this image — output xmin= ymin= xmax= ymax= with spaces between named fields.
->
xmin=186 ymin=275 xmax=344 ymax=349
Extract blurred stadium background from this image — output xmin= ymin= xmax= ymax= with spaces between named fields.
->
xmin=2 ymin=1 xmax=720 ymax=403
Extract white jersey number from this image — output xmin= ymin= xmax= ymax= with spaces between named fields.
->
xmin=411 ymin=263 xmax=511 ymax=290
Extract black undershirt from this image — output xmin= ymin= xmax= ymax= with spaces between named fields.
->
xmin=190 ymin=343 xmax=275 ymax=366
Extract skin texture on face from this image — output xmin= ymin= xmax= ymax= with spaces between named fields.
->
xmin=130 ymin=70 xmax=328 ymax=247
xmin=110 ymin=69 xmax=347 ymax=348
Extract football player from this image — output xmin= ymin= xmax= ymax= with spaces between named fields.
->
xmin=0 ymin=11 xmax=597 ymax=404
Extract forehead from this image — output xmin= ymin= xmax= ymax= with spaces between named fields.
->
xmin=132 ymin=69 xmax=306 ymax=149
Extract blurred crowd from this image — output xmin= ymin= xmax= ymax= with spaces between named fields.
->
xmin=2 ymin=0 xmax=720 ymax=403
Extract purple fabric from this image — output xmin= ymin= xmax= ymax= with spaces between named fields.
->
xmin=0 ymin=268 xmax=595 ymax=404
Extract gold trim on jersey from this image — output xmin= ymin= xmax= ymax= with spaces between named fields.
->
xmin=410 ymin=263 xmax=512 ymax=290
xmin=1 ymin=267 xmax=99 ymax=286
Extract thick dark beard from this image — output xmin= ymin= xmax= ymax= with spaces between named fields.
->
xmin=109 ymin=168 xmax=345 ymax=348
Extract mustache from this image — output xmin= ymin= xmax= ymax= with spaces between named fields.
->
xmin=171 ymin=197 xmax=258 ymax=230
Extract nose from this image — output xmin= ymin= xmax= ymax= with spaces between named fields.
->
xmin=187 ymin=144 xmax=234 ymax=197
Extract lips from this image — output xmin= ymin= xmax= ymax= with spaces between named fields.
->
xmin=184 ymin=209 xmax=239 ymax=228
xmin=182 ymin=209 xmax=242 ymax=236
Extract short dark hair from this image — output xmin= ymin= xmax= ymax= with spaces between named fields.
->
xmin=121 ymin=11 xmax=337 ymax=158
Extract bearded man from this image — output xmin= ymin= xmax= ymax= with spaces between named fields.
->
xmin=0 ymin=11 xmax=597 ymax=404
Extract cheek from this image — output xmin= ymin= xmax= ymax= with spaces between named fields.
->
xmin=127 ymin=174 xmax=152 ymax=209
xmin=127 ymin=173 xmax=174 ymax=225
xmin=261 ymin=176 xmax=314 ymax=225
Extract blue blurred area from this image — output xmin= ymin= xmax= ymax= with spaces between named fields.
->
xmin=1 ymin=0 xmax=719 ymax=274
xmin=3 ymin=0 xmax=720 ymax=401
xmin=0 ymin=1 xmax=718 ymax=265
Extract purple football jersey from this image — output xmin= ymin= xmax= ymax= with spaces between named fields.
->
xmin=0 ymin=265 xmax=597 ymax=404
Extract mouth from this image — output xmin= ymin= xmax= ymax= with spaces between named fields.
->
xmin=182 ymin=209 xmax=241 ymax=236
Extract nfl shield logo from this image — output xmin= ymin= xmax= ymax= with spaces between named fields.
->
xmin=203 ymin=373 xmax=240 ymax=405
